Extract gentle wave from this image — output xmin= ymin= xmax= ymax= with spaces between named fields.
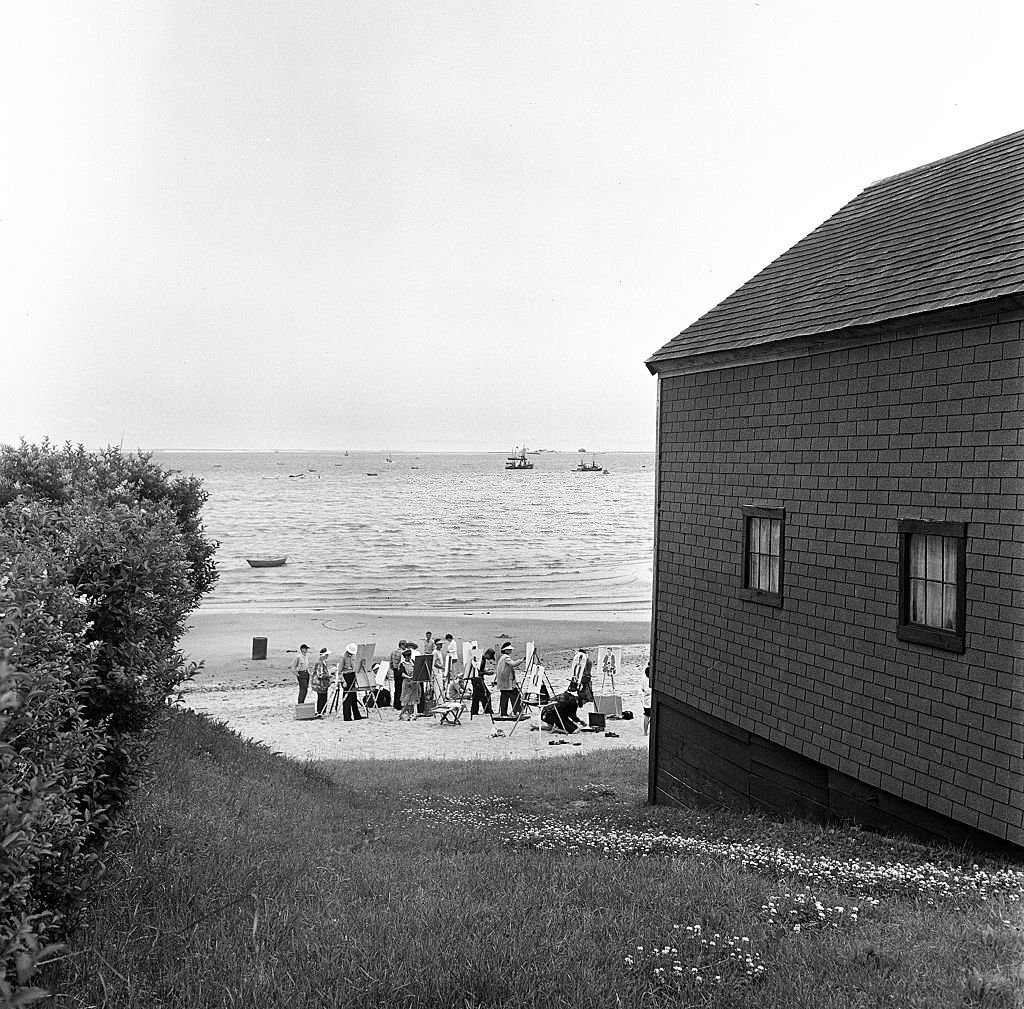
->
xmin=159 ymin=450 xmax=655 ymax=615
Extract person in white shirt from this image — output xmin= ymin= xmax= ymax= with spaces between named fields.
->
xmin=292 ymin=644 xmax=311 ymax=703
xmin=642 ymin=664 xmax=652 ymax=735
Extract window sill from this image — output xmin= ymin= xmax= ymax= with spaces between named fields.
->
xmin=739 ymin=587 xmax=783 ymax=608
xmin=896 ymin=623 xmax=965 ymax=654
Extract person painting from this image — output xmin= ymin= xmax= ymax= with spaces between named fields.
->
xmin=312 ymin=647 xmax=332 ymax=718
xmin=495 ymin=641 xmax=524 ymax=717
xmin=540 ymin=689 xmax=584 ymax=734
xmin=432 ymin=638 xmax=446 ymax=695
xmin=340 ymin=642 xmax=363 ymax=722
xmin=292 ymin=643 xmax=311 ymax=704
xmin=571 ymin=647 xmax=594 ymax=707
xmin=471 ymin=647 xmax=494 ymax=717
xmin=398 ymin=648 xmax=419 ymax=720
xmin=444 ymin=633 xmax=459 ymax=677
xmin=390 ymin=639 xmax=406 ymax=711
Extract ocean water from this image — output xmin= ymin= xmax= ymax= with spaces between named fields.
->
xmin=156 ymin=450 xmax=655 ymax=616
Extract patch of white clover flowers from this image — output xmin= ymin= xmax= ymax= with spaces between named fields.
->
xmin=404 ymin=796 xmax=1024 ymax=907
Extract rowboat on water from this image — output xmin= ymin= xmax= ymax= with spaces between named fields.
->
xmin=246 ymin=556 xmax=288 ymax=568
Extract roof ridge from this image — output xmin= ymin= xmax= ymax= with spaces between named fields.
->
xmin=867 ymin=127 xmax=1024 ymax=190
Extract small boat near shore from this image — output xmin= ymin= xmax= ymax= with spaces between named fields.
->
xmin=246 ymin=556 xmax=288 ymax=568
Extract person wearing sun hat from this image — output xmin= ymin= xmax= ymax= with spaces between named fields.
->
xmin=495 ymin=641 xmax=524 ymax=717
xmin=340 ymin=642 xmax=363 ymax=722
xmin=312 ymin=647 xmax=332 ymax=718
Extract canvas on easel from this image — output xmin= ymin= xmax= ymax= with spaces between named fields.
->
xmin=344 ymin=643 xmax=385 ymax=718
xmin=594 ymin=645 xmax=623 ymax=716
xmin=411 ymin=653 xmax=434 ymax=715
xmin=507 ymin=641 xmax=556 ymax=736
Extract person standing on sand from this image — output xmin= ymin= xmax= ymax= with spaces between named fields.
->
xmin=432 ymin=638 xmax=446 ymax=694
xmin=495 ymin=641 xmax=524 ymax=717
xmin=340 ymin=642 xmax=363 ymax=721
xmin=312 ymin=648 xmax=331 ymax=718
xmin=423 ymin=630 xmax=433 ymax=655
xmin=292 ymin=643 xmax=311 ymax=704
xmin=398 ymin=648 xmax=419 ymax=720
xmin=444 ymin=633 xmax=459 ymax=677
xmin=571 ymin=648 xmax=594 ymax=707
xmin=471 ymin=647 xmax=494 ymax=717
xmin=390 ymin=640 xmax=405 ymax=711
xmin=643 ymin=664 xmax=652 ymax=735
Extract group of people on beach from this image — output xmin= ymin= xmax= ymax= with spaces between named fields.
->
xmin=290 ymin=642 xmax=364 ymax=720
xmin=291 ymin=630 xmax=651 ymax=733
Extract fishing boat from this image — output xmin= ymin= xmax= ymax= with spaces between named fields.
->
xmin=246 ymin=556 xmax=287 ymax=568
xmin=505 ymin=445 xmax=534 ymax=470
xmin=575 ymin=457 xmax=603 ymax=472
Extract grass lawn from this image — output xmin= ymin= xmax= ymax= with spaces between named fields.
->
xmin=48 ymin=708 xmax=1023 ymax=1008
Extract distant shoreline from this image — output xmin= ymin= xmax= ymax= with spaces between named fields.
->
xmin=183 ymin=608 xmax=651 ymax=672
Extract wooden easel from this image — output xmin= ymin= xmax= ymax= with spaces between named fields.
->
xmin=507 ymin=644 xmax=556 ymax=737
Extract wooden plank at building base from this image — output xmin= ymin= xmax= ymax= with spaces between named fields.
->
xmin=652 ymin=694 xmax=1021 ymax=854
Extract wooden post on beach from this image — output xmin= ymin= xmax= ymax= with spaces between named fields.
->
xmin=252 ymin=636 xmax=268 ymax=660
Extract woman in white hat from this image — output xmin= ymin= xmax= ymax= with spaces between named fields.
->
xmin=340 ymin=642 xmax=363 ymax=722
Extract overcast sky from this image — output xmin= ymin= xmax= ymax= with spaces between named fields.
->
xmin=3 ymin=1 xmax=1022 ymax=452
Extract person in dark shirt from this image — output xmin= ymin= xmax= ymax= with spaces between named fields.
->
xmin=471 ymin=648 xmax=495 ymax=716
xmin=390 ymin=640 xmax=406 ymax=711
xmin=541 ymin=690 xmax=584 ymax=733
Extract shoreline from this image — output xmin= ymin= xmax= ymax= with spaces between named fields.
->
xmin=182 ymin=608 xmax=651 ymax=675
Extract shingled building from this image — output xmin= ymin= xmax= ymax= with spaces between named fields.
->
xmin=645 ymin=130 xmax=1024 ymax=850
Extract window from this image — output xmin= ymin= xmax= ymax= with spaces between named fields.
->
xmin=897 ymin=520 xmax=966 ymax=652
xmin=741 ymin=506 xmax=784 ymax=606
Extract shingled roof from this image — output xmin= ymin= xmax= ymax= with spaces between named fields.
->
xmin=647 ymin=129 xmax=1024 ymax=370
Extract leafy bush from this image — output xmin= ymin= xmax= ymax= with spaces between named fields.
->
xmin=0 ymin=441 xmax=218 ymax=1004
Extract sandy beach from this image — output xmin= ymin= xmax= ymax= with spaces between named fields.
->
xmin=180 ymin=609 xmax=652 ymax=762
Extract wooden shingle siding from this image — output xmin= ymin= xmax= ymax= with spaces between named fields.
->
xmin=651 ymin=306 xmax=1024 ymax=847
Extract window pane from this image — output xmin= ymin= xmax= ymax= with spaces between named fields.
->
xmin=943 ymin=537 xmax=958 ymax=583
xmin=926 ymin=536 xmax=943 ymax=581
xmin=759 ymin=555 xmax=770 ymax=590
xmin=770 ymin=518 xmax=781 ymax=558
xmin=942 ymin=585 xmax=957 ymax=630
xmin=769 ymin=556 xmax=779 ymax=593
xmin=760 ymin=519 xmax=772 ymax=556
xmin=909 ymin=534 xmax=925 ymax=578
xmin=910 ymin=578 xmax=926 ymax=623
xmin=925 ymin=582 xmax=942 ymax=627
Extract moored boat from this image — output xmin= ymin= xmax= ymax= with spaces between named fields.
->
xmin=575 ymin=457 xmax=603 ymax=472
xmin=246 ymin=556 xmax=288 ymax=568
xmin=505 ymin=445 xmax=534 ymax=470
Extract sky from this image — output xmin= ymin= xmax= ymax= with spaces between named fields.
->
xmin=2 ymin=1 xmax=1022 ymax=453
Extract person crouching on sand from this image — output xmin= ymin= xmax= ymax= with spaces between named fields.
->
xmin=312 ymin=648 xmax=331 ymax=717
xmin=398 ymin=648 xmax=419 ymax=720
xmin=541 ymin=689 xmax=584 ymax=733
xmin=495 ymin=641 xmax=524 ymax=717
